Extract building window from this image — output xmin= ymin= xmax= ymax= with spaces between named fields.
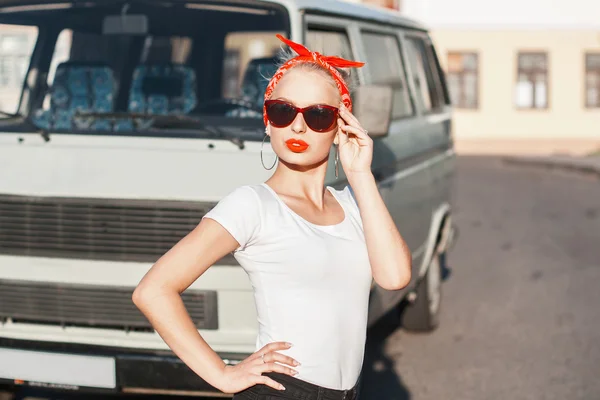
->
xmin=447 ymin=52 xmax=478 ymax=109
xmin=585 ymin=53 xmax=600 ymax=108
xmin=0 ymin=34 xmax=34 ymax=87
xmin=0 ymin=26 xmax=38 ymax=114
xmin=515 ymin=52 xmax=548 ymax=109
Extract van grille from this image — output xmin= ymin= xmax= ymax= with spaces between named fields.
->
xmin=0 ymin=279 xmax=218 ymax=331
xmin=0 ymin=194 xmax=234 ymax=264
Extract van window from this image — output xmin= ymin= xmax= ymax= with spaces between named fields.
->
xmin=43 ymin=28 xmax=135 ymax=110
xmin=47 ymin=29 xmax=71 ymax=85
xmin=44 ymin=29 xmax=188 ymax=109
xmin=306 ymin=29 xmax=358 ymax=89
xmin=0 ymin=24 xmax=38 ymax=114
xmin=405 ymin=36 xmax=443 ymax=112
xmin=8 ymin=3 xmax=289 ymax=138
xmin=222 ymin=32 xmax=283 ymax=99
xmin=306 ymin=29 xmax=353 ymax=59
xmin=360 ymin=31 xmax=413 ymax=119
xmin=142 ymin=36 xmax=193 ymax=64
xmin=428 ymin=43 xmax=451 ymax=106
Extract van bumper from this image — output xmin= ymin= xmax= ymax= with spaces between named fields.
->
xmin=0 ymin=337 xmax=248 ymax=397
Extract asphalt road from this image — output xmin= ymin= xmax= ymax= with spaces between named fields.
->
xmin=360 ymin=156 xmax=600 ymax=400
xmin=4 ymin=156 xmax=600 ymax=400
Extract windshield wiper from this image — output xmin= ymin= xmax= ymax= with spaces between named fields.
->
xmin=73 ymin=112 xmax=247 ymax=150
xmin=74 ymin=111 xmax=203 ymax=128
xmin=0 ymin=111 xmax=50 ymax=141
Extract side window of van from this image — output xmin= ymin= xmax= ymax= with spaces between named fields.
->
xmin=405 ymin=36 xmax=444 ymax=113
xmin=428 ymin=43 xmax=451 ymax=106
xmin=360 ymin=31 xmax=413 ymax=119
xmin=306 ymin=29 xmax=358 ymax=89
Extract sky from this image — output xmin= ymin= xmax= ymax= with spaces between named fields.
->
xmin=400 ymin=0 xmax=600 ymax=29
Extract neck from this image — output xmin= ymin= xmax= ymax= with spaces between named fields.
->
xmin=266 ymin=157 xmax=331 ymax=202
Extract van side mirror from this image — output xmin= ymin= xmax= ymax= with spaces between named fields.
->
xmin=352 ymin=85 xmax=393 ymax=138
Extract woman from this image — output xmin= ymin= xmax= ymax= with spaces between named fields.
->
xmin=132 ymin=34 xmax=412 ymax=400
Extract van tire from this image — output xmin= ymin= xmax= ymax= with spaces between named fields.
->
xmin=400 ymin=253 xmax=442 ymax=332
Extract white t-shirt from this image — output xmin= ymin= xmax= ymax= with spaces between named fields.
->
xmin=202 ymin=183 xmax=372 ymax=390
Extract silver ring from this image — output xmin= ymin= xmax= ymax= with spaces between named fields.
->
xmin=364 ymin=129 xmax=369 ymax=135
xmin=261 ymin=354 xmax=265 ymax=363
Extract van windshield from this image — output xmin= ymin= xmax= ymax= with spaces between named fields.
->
xmin=0 ymin=1 xmax=288 ymax=140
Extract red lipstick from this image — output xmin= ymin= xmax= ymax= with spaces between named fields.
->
xmin=285 ymin=139 xmax=309 ymax=153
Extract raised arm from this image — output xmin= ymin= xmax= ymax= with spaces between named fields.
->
xmin=347 ymin=173 xmax=412 ymax=290
xmin=337 ymin=103 xmax=412 ymax=291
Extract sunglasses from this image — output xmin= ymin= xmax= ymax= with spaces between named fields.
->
xmin=264 ymin=100 xmax=339 ymax=132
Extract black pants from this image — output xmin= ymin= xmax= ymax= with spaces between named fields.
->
xmin=232 ymin=372 xmax=359 ymax=400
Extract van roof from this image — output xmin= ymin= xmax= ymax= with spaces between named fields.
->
xmin=0 ymin=0 xmax=427 ymax=31
xmin=270 ymin=0 xmax=426 ymax=30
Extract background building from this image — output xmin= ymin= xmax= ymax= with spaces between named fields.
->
xmin=400 ymin=0 xmax=600 ymax=155
xmin=0 ymin=24 xmax=38 ymax=114
xmin=346 ymin=0 xmax=401 ymax=9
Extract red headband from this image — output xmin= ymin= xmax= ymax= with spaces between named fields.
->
xmin=263 ymin=34 xmax=365 ymax=126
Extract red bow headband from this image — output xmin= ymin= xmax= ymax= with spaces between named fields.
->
xmin=263 ymin=34 xmax=365 ymax=126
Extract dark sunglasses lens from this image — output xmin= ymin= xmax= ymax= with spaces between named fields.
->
xmin=304 ymin=106 xmax=337 ymax=132
xmin=266 ymin=102 xmax=297 ymax=127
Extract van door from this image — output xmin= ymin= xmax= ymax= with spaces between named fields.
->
xmin=304 ymin=18 xmax=431 ymax=264
xmin=354 ymin=26 xmax=433 ymax=275
xmin=402 ymin=32 xmax=452 ymax=153
xmin=419 ymin=38 xmax=455 ymax=223
xmin=402 ymin=32 xmax=454 ymax=277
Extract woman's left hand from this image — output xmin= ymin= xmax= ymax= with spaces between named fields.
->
xmin=336 ymin=102 xmax=373 ymax=177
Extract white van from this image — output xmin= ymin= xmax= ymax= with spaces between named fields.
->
xmin=0 ymin=0 xmax=455 ymax=397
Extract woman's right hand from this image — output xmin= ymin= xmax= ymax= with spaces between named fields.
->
xmin=216 ymin=342 xmax=300 ymax=394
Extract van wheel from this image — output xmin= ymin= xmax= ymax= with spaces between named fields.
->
xmin=400 ymin=253 xmax=442 ymax=332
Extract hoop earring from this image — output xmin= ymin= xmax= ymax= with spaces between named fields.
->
xmin=261 ymin=134 xmax=278 ymax=170
xmin=335 ymin=144 xmax=339 ymax=179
